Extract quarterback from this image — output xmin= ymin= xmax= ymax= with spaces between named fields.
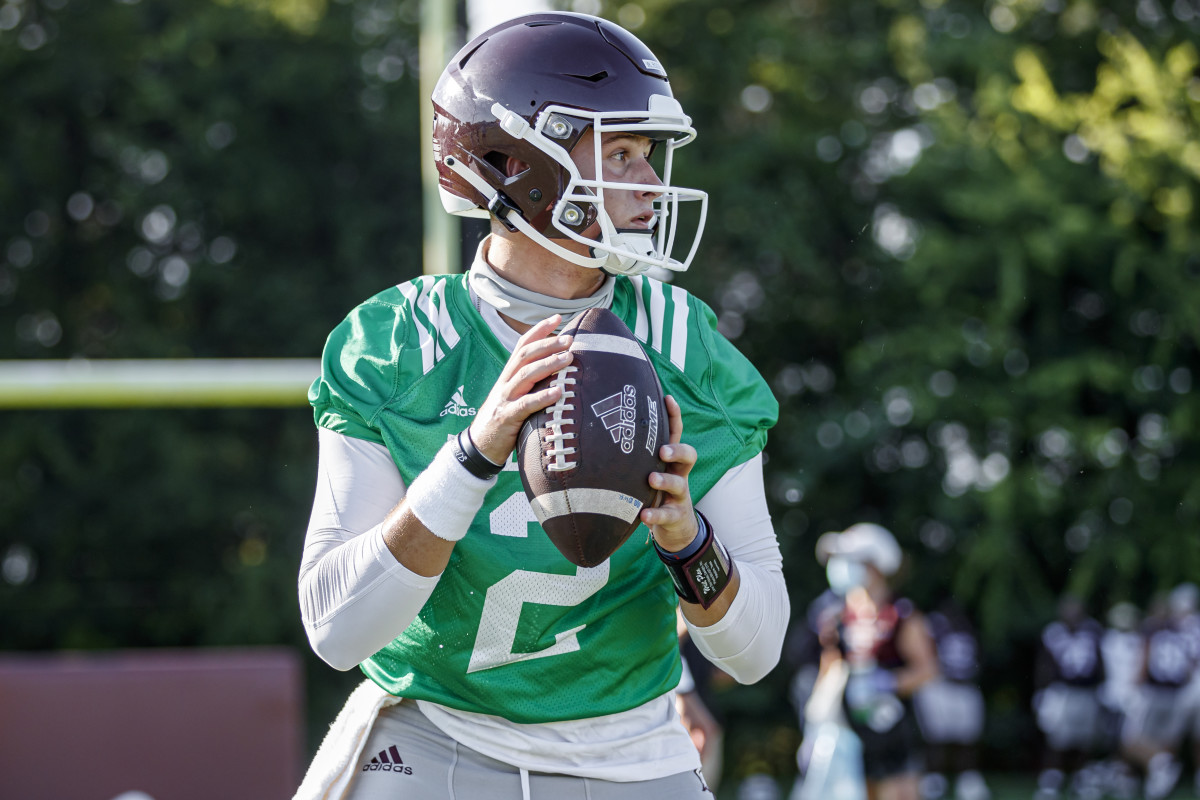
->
xmin=294 ymin=12 xmax=789 ymax=799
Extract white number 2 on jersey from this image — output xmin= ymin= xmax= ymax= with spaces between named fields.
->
xmin=468 ymin=492 xmax=609 ymax=673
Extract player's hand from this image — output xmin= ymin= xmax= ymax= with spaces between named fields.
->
xmin=641 ymin=395 xmax=700 ymax=552
xmin=470 ymin=315 xmax=573 ymax=466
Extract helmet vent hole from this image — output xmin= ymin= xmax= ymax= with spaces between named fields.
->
xmin=457 ymin=40 xmax=487 ymax=69
xmin=566 ymin=71 xmax=609 ymax=83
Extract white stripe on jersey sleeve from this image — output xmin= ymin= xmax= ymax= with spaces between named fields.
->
xmin=416 ymin=280 xmax=447 ymax=368
xmin=628 ymin=276 xmax=689 ymax=372
xmin=400 ymin=278 xmax=462 ymax=376
xmin=668 ymin=284 xmax=689 ymax=371
xmin=429 ymin=280 xmax=461 ymax=354
xmin=399 ymin=280 xmax=436 ymax=376
xmin=631 ymin=275 xmax=651 ymax=344
xmin=648 ymin=279 xmax=667 ymax=355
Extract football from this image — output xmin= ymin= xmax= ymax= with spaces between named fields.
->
xmin=518 ymin=308 xmax=669 ymax=567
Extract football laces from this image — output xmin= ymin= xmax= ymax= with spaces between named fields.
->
xmin=545 ymin=366 xmax=578 ymax=472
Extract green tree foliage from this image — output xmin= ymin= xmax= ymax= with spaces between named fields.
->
xmin=624 ymin=0 xmax=1200 ymax=776
xmin=0 ymin=0 xmax=426 ymax=751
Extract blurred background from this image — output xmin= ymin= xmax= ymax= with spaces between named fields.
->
xmin=1 ymin=0 xmax=1198 ymax=798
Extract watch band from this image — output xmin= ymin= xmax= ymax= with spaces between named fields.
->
xmin=652 ymin=510 xmax=734 ymax=609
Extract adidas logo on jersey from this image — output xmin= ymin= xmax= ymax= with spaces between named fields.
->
xmin=591 ymin=385 xmax=637 ymax=454
xmin=439 ymin=385 xmax=477 ymax=417
xmin=363 ymin=744 xmax=413 ymax=774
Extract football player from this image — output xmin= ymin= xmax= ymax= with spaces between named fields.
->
xmin=1120 ymin=587 xmax=1200 ymax=800
xmin=810 ymin=523 xmax=940 ymax=800
xmin=293 ymin=12 xmax=788 ymax=800
xmin=1094 ymin=602 xmax=1143 ymax=800
xmin=1031 ymin=595 xmax=1106 ymax=800
xmin=912 ymin=602 xmax=990 ymax=800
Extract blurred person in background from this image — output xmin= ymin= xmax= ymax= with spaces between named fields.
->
xmin=740 ymin=772 xmax=784 ymax=800
xmin=1177 ymin=584 xmax=1200 ymax=797
xmin=1096 ymin=602 xmax=1145 ymax=800
xmin=787 ymin=585 xmax=864 ymax=800
xmin=1031 ymin=595 xmax=1106 ymax=800
xmin=292 ymin=11 xmax=788 ymax=800
xmin=912 ymin=602 xmax=990 ymax=800
xmin=806 ymin=523 xmax=940 ymax=800
xmin=785 ymin=587 xmax=845 ymax=744
xmin=788 ymin=587 xmax=866 ymax=800
xmin=1121 ymin=585 xmax=1200 ymax=800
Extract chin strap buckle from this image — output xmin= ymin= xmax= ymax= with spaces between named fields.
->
xmin=487 ymin=191 xmax=521 ymax=233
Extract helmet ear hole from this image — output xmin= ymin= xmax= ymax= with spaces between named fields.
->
xmin=483 ymin=151 xmax=507 ymax=173
xmin=484 ymin=152 xmax=531 ymax=180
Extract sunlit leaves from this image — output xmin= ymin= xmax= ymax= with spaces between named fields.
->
xmin=1010 ymin=32 xmax=1200 ymax=204
xmin=216 ymin=0 xmax=329 ymax=34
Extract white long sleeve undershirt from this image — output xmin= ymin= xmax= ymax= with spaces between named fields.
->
xmin=298 ymin=428 xmax=789 ymax=683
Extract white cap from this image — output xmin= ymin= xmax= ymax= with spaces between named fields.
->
xmin=815 ymin=522 xmax=903 ymax=576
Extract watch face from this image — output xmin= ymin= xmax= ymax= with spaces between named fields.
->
xmin=680 ymin=540 xmax=730 ymax=609
xmin=688 ymin=548 xmax=726 ymax=600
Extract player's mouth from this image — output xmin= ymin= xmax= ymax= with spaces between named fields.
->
xmin=624 ymin=211 xmax=656 ymax=230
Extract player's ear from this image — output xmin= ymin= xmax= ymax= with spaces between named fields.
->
xmin=505 ymin=156 xmax=529 ymax=178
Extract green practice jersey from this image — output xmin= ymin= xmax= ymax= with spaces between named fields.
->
xmin=309 ymin=272 xmax=778 ymax=723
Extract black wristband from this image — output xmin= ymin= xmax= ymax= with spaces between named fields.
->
xmin=654 ymin=511 xmax=712 ymax=563
xmin=652 ymin=510 xmax=734 ymax=609
xmin=452 ymin=429 xmax=504 ymax=480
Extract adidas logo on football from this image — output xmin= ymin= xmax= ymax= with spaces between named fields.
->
xmin=439 ymin=385 xmax=477 ymax=417
xmin=644 ymin=396 xmax=659 ymax=455
xmin=363 ymin=744 xmax=413 ymax=774
xmin=591 ymin=384 xmax=637 ymax=454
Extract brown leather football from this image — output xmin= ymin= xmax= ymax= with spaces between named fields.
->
xmin=518 ymin=308 xmax=669 ymax=567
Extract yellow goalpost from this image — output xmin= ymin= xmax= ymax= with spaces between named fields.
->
xmin=0 ymin=359 xmax=321 ymax=408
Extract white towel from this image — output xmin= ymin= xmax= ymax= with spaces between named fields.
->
xmin=293 ymin=679 xmax=402 ymax=800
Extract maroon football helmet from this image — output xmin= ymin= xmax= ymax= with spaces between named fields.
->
xmin=431 ymin=12 xmax=708 ymax=276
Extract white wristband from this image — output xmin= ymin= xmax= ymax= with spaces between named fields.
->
xmin=406 ymin=440 xmax=496 ymax=541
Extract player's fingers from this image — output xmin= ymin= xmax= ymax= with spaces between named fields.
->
xmin=515 ymin=332 xmax=572 ymax=365
xmin=640 ymin=502 xmax=695 ymax=536
xmin=498 ymin=317 xmax=566 ymax=379
xmin=665 ymin=395 xmax=684 ymax=445
xmin=515 ymin=314 xmax=561 ymax=346
xmin=498 ymin=345 xmax=568 ymax=390
xmin=507 ymin=382 xmax=566 ymax=421
xmin=507 ymin=350 xmax=573 ymax=397
xmin=658 ymin=442 xmax=697 ymax=478
xmin=471 ymin=377 xmax=565 ymax=460
xmin=648 ymin=470 xmax=689 ymax=499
